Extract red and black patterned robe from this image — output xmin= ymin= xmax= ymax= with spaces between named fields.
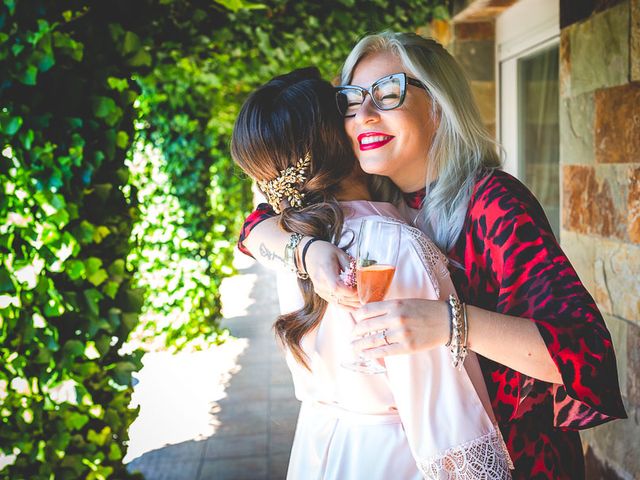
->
xmin=238 ymin=169 xmax=627 ymax=479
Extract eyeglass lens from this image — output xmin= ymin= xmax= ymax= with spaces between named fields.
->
xmin=337 ymin=75 xmax=404 ymax=117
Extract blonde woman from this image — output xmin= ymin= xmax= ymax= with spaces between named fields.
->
xmin=237 ymin=32 xmax=626 ymax=479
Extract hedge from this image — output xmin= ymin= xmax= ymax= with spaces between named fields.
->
xmin=0 ymin=0 xmax=445 ymax=477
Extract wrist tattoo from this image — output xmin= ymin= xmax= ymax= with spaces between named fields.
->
xmin=259 ymin=242 xmax=285 ymax=266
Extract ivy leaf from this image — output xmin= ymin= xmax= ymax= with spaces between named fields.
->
xmin=51 ymin=431 xmax=72 ymax=454
xmin=93 ymin=226 xmax=111 ymax=244
xmin=0 ymin=266 xmax=16 ymax=294
xmin=108 ymin=443 xmax=122 ymax=461
xmin=102 ymin=281 xmax=119 ymax=299
xmin=122 ymin=31 xmax=141 ymax=55
xmin=20 ymin=128 xmax=35 ymax=149
xmin=53 ymin=31 xmax=84 ymax=61
xmin=66 ymin=260 xmax=85 ymax=281
xmin=75 ymin=220 xmax=95 ymax=244
xmin=116 ymin=131 xmax=129 ymax=149
xmin=111 ymin=362 xmax=136 ymax=386
xmin=19 ymin=64 xmax=38 ymax=85
xmin=85 ymin=258 xmax=108 ymax=286
xmin=87 ymin=268 xmax=108 ymax=287
xmin=1 ymin=115 xmax=23 ymax=135
xmin=123 ymin=288 xmax=145 ymax=313
xmin=121 ymin=313 xmax=139 ymax=331
xmin=34 ymin=347 xmax=52 ymax=364
xmin=64 ymin=412 xmax=89 ymax=431
xmin=62 ymin=340 xmax=85 ymax=358
xmin=91 ymin=96 xmax=117 ymax=119
xmin=4 ymin=0 xmax=16 ymax=15
xmin=83 ymin=289 xmax=103 ymax=318
xmin=87 ymin=426 xmax=111 ymax=446
xmin=84 ymin=257 xmax=103 ymax=276
xmin=127 ymin=49 xmax=151 ymax=67
xmin=95 ymin=334 xmax=111 ymax=355
xmin=12 ymin=42 xmax=25 ymax=56
xmin=34 ymin=50 xmax=55 ymax=72
xmin=107 ymin=259 xmax=125 ymax=278
xmin=107 ymin=77 xmax=129 ymax=92
xmin=214 ymin=0 xmax=266 ymax=12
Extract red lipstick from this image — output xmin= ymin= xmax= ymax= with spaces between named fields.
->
xmin=357 ymin=132 xmax=395 ymax=151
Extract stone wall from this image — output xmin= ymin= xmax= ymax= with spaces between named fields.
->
xmin=444 ymin=0 xmax=639 ymax=478
xmin=559 ymin=0 xmax=640 ymax=478
xmin=419 ymin=16 xmax=499 ymax=137
xmin=451 ymin=21 xmax=497 ymax=137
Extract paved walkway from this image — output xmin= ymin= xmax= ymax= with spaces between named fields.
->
xmin=126 ymin=258 xmax=300 ymax=480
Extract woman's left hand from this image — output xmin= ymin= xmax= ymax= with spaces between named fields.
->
xmin=351 ymin=299 xmax=450 ymax=358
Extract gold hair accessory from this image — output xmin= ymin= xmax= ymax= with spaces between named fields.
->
xmin=257 ymin=153 xmax=311 ymax=213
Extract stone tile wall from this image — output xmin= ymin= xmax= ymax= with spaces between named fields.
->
xmin=422 ymin=13 xmax=497 ymax=138
xmin=444 ymin=1 xmax=638 ymax=477
xmin=451 ymin=21 xmax=497 ymax=137
xmin=560 ymin=1 xmax=640 ymax=478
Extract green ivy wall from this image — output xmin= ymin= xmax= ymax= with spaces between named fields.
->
xmin=0 ymin=0 xmax=445 ymax=477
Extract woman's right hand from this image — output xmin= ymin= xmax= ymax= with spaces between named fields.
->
xmin=304 ymin=239 xmax=360 ymax=308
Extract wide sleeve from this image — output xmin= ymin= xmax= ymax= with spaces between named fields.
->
xmin=476 ymin=173 xmax=627 ymax=429
xmin=237 ymin=203 xmax=276 ymax=257
xmin=384 ymin=230 xmax=513 ymax=478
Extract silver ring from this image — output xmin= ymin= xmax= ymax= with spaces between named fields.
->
xmin=382 ymin=329 xmax=391 ymax=346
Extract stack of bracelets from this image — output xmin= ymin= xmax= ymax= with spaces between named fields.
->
xmin=445 ymin=294 xmax=469 ymax=370
xmin=287 ymin=234 xmax=469 ymax=370
xmin=284 ymin=233 xmax=322 ymax=280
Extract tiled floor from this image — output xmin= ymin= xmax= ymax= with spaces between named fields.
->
xmin=126 ymin=260 xmax=300 ymax=480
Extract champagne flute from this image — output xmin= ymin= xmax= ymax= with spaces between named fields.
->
xmin=342 ymin=218 xmax=401 ymax=374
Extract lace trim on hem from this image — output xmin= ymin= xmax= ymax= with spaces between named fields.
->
xmin=417 ymin=425 xmax=514 ymax=480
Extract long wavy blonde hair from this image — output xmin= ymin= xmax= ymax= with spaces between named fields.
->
xmin=341 ymin=31 xmax=501 ymax=252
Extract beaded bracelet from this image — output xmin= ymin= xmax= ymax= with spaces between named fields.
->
xmin=447 ymin=294 xmax=468 ymax=370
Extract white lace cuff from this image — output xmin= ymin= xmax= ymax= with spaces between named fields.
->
xmin=418 ymin=426 xmax=514 ymax=479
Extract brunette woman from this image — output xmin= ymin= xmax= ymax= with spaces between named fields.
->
xmin=232 ymin=67 xmax=512 ymax=479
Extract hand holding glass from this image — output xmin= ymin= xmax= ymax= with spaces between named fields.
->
xmin=341 ymin=219 xmax=401 ymax=374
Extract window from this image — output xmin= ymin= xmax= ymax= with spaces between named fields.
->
xmin=497 ymin=0 xmax=560 ymax=238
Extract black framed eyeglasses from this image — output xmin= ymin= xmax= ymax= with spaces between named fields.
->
xmin=335 ymin=72 xmax=427 ymax=118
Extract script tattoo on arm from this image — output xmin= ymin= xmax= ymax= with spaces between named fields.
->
xmin=259 ymin=242 xmax=286 ymax=267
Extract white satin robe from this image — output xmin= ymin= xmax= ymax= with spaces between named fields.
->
xmin=276 ymin=201 xmax=513 ymax=480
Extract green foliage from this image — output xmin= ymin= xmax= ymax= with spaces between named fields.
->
xmin=0 ymin=1 xmax=155 ymax=477
xmin=0 ymin=0 xmax=446 ymax=477
xmin=129 ymin=0 xmax=447 ymax=351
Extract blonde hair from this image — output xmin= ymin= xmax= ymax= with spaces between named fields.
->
xmin=341 ymin=31 xmax=501 ymax=252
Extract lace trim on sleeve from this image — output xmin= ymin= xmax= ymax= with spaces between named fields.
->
xmin=403 ymin=224 xmax=449 ymax=299
xmin=418 ymin=426 xmax=514 ymax=480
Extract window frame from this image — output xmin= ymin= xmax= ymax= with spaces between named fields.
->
xmin=496 ymin=0 xmax=560 ymax=177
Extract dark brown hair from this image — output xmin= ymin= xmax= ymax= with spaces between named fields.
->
xmin=231 ymin=67 xmax=357 ymax=368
